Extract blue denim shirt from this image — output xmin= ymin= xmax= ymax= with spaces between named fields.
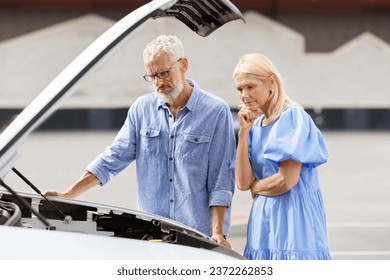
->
xmin=86 ymin=79 xmax=236 ymax=236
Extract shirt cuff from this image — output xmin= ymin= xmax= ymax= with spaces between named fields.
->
xmin=209 ymin=190 xmax=233 ymax=208
xmin=86 ymin=165 xmax=111 ymax=186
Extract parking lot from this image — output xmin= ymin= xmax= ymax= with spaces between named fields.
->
xmin=5 ymin=130 xmax=390 ymax=259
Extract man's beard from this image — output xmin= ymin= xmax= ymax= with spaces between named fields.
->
xmin=155 ymin=78 xmax=184 ymax=103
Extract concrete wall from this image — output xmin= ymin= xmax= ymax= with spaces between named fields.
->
xmin=1 ymin=11 xmax=389 ymax=110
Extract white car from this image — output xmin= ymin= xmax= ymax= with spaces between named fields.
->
xmin=0 ymin=0 xmax=245 ymax=260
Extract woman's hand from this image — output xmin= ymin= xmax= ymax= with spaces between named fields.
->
xmin=237 ymin=105 xmax=257 ymax=131
xmin=249 ymin=160 xmax=302 ymax=197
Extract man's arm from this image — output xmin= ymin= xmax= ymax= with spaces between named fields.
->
xmin=206 ymin=104 xmax=235 ymax=247
xmin=211 ymin=206 xmax=231 ymax=248
xmin=43 ymin=171 xmax=100 ymax=198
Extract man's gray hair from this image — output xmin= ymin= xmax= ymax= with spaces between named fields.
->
xmin=143 ymin=35 xmax=184 ymax=62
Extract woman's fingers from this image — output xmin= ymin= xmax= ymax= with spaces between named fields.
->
xmin=238 ymin=108 xmax=256 ymax=123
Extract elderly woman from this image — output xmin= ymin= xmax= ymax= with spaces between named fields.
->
xmin=233 ymin=53 xmax=331 ymax=260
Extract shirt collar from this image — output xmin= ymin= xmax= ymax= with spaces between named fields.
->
xmin=156 ymin=79 xmax=199 ymax=112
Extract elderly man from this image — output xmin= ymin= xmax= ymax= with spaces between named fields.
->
xmin=44 ymin=35 xmax=236 ymax=247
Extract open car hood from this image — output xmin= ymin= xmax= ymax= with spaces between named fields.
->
xmin=0 ymin=0 xmax=245 ymax=260
xmin=0 ymin=189 xmax=244 ymax=259
xmin=0 ymin=0 xmax=244 ymax=179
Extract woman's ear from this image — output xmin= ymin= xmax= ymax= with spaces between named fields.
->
xmin=269 ymin=74 xmax=276 ymax=86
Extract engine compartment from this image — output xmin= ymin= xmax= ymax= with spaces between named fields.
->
xmin=0 ymin=190 xmax=243 ymax=259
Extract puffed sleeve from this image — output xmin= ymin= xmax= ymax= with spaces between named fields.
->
xmin=264 ymin=105 xmax=328 ymax=168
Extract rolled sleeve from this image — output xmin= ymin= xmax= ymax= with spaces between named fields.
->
xmin=86 ymin=163 xmax=113 ymax=186
xmin=209 ymin=189 xmax=233 ymax=207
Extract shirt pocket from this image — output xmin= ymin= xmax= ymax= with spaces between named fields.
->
xmin=139 ymin=128 xmax=162 ymax=157
xmin=181 ymin=134 xmax=210 ymax=163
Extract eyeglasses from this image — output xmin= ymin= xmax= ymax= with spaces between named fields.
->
xmin=143 ymin=58 xmax=182 ymax=82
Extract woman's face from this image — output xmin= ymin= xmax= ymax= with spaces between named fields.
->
xmin=234 ymin=72 xmax=271 ymax=112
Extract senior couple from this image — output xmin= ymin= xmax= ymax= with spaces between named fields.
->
xmin=44 ymin=35 xmax=331 ymax=260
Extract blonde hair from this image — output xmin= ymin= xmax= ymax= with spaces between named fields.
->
xmin=233 ymin=53 xmax=294 ymax=124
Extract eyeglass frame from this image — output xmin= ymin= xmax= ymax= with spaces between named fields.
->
xmin=143 ymin=58 xmax=182 ymax=82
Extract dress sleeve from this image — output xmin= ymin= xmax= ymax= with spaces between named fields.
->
xmin=264 ymin=105 xmax=328 ymax=168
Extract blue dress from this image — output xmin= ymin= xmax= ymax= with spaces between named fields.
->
xmin=244 ymin=104 xmax=331 ymax=260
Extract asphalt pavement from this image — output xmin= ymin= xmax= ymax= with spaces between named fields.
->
xmin=5 ymin=130 xmax=390 ymax=259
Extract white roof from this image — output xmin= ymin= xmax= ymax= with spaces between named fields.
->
xmin=0 ymin=11 xmax=389 ymax=109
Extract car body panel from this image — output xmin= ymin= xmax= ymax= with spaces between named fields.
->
xmin=0 ymin=190 xmax=243 ymax=260
xmin=0 ymin=226 xmax=239 ymax=260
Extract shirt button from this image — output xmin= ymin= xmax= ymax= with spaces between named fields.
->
xmin=194 ymin=137 xmax=199 ymax=142
xmin=169 ymin=178 xmax=173 ymax=182
xmin=146 ymin=131 xmax=150 ymax=136
xmin=170 ymin=199 xmax=174 ymax=203
xmin=170 ymin=135 xmax=174 ymax=139
xmin=169 ymin=114 xmax=172 ymax=118
xmin=169 ymin=157 xmax=173 ymax=161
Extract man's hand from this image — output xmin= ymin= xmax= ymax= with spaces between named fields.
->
xmin=43 ymin=171 xmax=100 ymax=199
xmin=211 ymin=233 xmax=232 ymax=249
